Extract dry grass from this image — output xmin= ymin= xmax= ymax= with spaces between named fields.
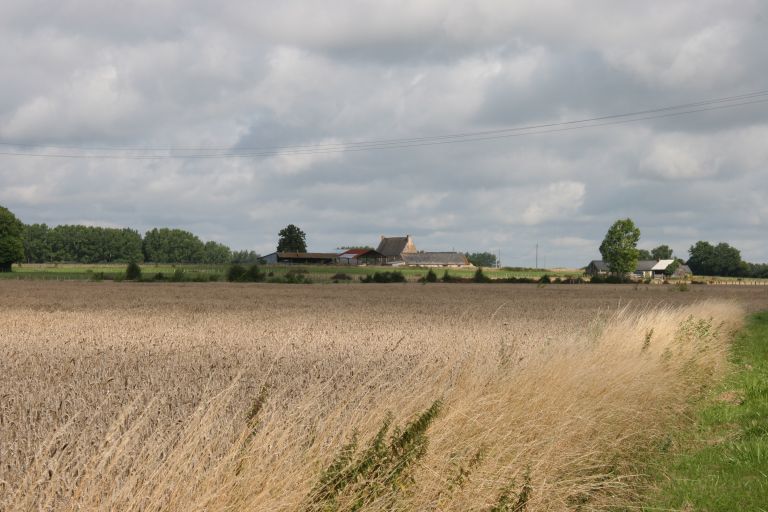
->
xmin=0 ymin=281 xmax=763 ymax=510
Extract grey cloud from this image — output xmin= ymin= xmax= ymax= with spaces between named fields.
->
xmin=1 ymin=0 xmax=767 ymax=265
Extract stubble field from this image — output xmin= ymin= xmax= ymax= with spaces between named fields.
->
xmin=1 ymin=281 xmax=766 ymax=510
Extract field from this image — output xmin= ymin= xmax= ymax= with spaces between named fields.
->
xmin=2 ymin=262 xmax=582 ymax=282
xmin=1 ymin=281 xmax=766 ymax=510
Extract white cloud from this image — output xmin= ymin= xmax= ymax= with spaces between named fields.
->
xmin=522 ymin=181 xmax=586 ymax=225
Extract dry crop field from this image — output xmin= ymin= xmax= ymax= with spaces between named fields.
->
xmin=1 ymin=281 xmax=766 ymax=511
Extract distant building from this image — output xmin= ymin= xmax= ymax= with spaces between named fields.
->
xmin=336 ymin=248 xmax=386 ymax=265
xmin=376 ymin=235 xmax=417 ymax=263
xmin=586 ymin=259 xmax=689 ymax=279
xmin=262 ymin=252 xmax=338 ymax=265
xmin=400 ymin=252 xmax=471 ymax=268
xmin=585 ymin=260 xmax=610 ymax=276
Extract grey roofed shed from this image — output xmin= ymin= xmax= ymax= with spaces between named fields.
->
xmin=401 ymin=252 xmax=470 ymax=267
xmin=635 ymin=260 xmax=659 ymax=272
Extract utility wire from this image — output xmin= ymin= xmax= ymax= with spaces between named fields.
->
xmin=0 ymin=91 xmax=766 ymax=159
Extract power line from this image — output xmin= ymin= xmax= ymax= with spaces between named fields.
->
xmin=0 ymin=91 xmax=766 ymax=159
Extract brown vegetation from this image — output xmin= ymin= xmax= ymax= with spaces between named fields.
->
xmin=0 ymin=281 xmax=764 ymax=510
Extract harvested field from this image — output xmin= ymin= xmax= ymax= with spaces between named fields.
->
xmin=1 ymin=281 xmax=766 ymax=510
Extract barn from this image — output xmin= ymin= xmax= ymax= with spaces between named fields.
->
xmin=261 ymin=252 xmax=338 ymax=265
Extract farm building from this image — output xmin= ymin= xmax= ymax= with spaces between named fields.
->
xmin=376 ymin=235 xmax=417 ymax=263
xmin=262 ymin=252 xmax=338 ymax=265
xmin=336 ymin=248 xmax=386 ymax=265
xmin=586 ymin=259 xmax=691 ymax=279
xmin=585 ymin=260 xmax=610 ymax=276
xmin=400 ymin=252 xmax=471 ymax=268
xmin=634 ymin=260 xmax=675 ymax=279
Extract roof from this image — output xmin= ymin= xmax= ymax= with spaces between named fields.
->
xmin=673 ymin=264 xmax=692 ymax=276
xmin=276 ymin=252 xmax=339 ymax=259
xmin=401 ymin=252 xmax=469 ymax=266
xmin=339 ymin=248 xmax=370 ymax=256
xmin=635 ymin=260 xmax=658 ymax=271
xmin=338 ymin=249 xmax=384 ymax=259
xmin=376 ymin=236 xmax=412 ymax=257
xmin=652 ymin=259 xmax=675 ymax=271
xmin=587 ymin=260 xmax=610 ymax=271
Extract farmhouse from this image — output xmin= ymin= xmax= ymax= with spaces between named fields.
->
xmin=376 ymin=235 xmax=417 ymax=263
xmin=262 ymin=252 xmax=338 ymax=265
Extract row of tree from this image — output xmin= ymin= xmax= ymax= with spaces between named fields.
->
xmin=20 ymin=223 xmax=252 ymax=264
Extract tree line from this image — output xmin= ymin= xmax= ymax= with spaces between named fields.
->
xmin=20 ymin=223 xmax=261 ymax=265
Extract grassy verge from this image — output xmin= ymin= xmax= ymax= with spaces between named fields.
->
xmin=644 ymin=310 xmax=768 ymax=511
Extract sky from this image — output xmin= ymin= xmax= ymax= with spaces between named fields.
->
xmin=1 ymin=1 xmax=767 ymax=267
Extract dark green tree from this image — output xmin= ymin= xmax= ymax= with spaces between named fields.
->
xmin=0 ymin=205 xmax=26 ymax=272
xmin=651 ymin=244 xmax=674 ymax=260
xmin=143 ymin=228 xmax=205 ymax=263
xmin=277 ymin=224 xmax=307 ymax=253
xmin=22 ymin=223 xmax=52 ymax=263
xmin=637 ymin=249 xmax=653 ymax=260
xmin=202 ymin=241 xmax=232 ymax=264
xmin=231 ymin=250 xmax=262 ymax=264
xmin=687 ymin=241 xmax=715 ymax=275
xmin=599 ymin=218 xmax=641 ymax=277
xmin=466 ymin=251 xmax=497 ymax=267
xmin=687 ymin=241 xmax=745 ymax=276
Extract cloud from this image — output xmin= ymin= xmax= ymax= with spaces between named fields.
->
xmin=0 ymin=1 xmax=767 ymax=265
xmin=522 ymin=181 xmax=586 ymax=225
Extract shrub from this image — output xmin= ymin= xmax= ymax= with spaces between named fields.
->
xmin=442 ymin=270 xmax=453 ymax=283
xmin=538 ymin=274 xmax=551 ymax=284
xmin=473 ymin=268 xmax=491 ymax=283
xmin=226 ymin=264 xmax=247 ymax=282
xmin=331 ymin=273 xmax=352 ymax=281
xmin=361 ymin=271 xmax=406 ymax=283
xmin=125 ymin=261 xmax=142 ymax=281
xmin=170 ymin=268 xmax=186 ymax=282
xmin=244 ymin=264 xmax=265 ymax=282
xmin=420 ymin=269 xmax=438 ymax=283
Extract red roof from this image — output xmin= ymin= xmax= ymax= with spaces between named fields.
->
xmin=340 ymin=249 xmax=370 ymax=256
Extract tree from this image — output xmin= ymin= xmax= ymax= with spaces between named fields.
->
xmin=599 ymin=218 xmax=641 ymax=277
xmin=687 ymin=241 xmax=745 ymax=276
xmin=22 ymin=223 xmax=52 ymax=263
xmin=637 ymin=249 xmax=653 ymax=260
xmin=466 ymin=251 xmax=497 ymax=267
xmin=651 ymin=244 xmax=674 ymax=260
xmin=202 ymin=241 xmax=232 ymax=264
xmin=277 ymin=224 xmax=307 ymax=253
xmin=0 ymin=205 xmax=26 ymax=272
xmin=231 ymin=250 xmax=262 ymax=264
xmin=143 ymin=228 xmax=205 ymax=263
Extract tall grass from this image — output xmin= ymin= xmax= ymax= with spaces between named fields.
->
xmin=0 ymin=283 xmax=745 ymax=510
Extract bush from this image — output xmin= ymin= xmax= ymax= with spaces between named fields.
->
xmin=125 ymin=261 xmax=142 ymax=281
xmin=473 ymin=267 xmax=491 ymax=283
xmin=244 ymin=264 xmax=265 ymax=282
xmin=331 ymin=273 xmax=352 ymax=282
xmin=538 ymin=274 xmax=551 ymax=284
xmin=360 ymin=271 xmax=406 ymax=283
xmin=420 ymin=269 xmax=438 ymax=283
xmin=170 ymin=268 xmax=186 ymax=282
xmin=226 ymin=264 xmax=247 ymax=282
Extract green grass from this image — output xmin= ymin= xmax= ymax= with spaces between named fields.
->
xmin=644 ymin=311 xmax=768 ymax=511
xmin=4 ymin=263 xmax=581 ymax=283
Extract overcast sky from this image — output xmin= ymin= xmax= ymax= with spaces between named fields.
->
xmin=1 ymin=1 xmax=767 ymax=266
